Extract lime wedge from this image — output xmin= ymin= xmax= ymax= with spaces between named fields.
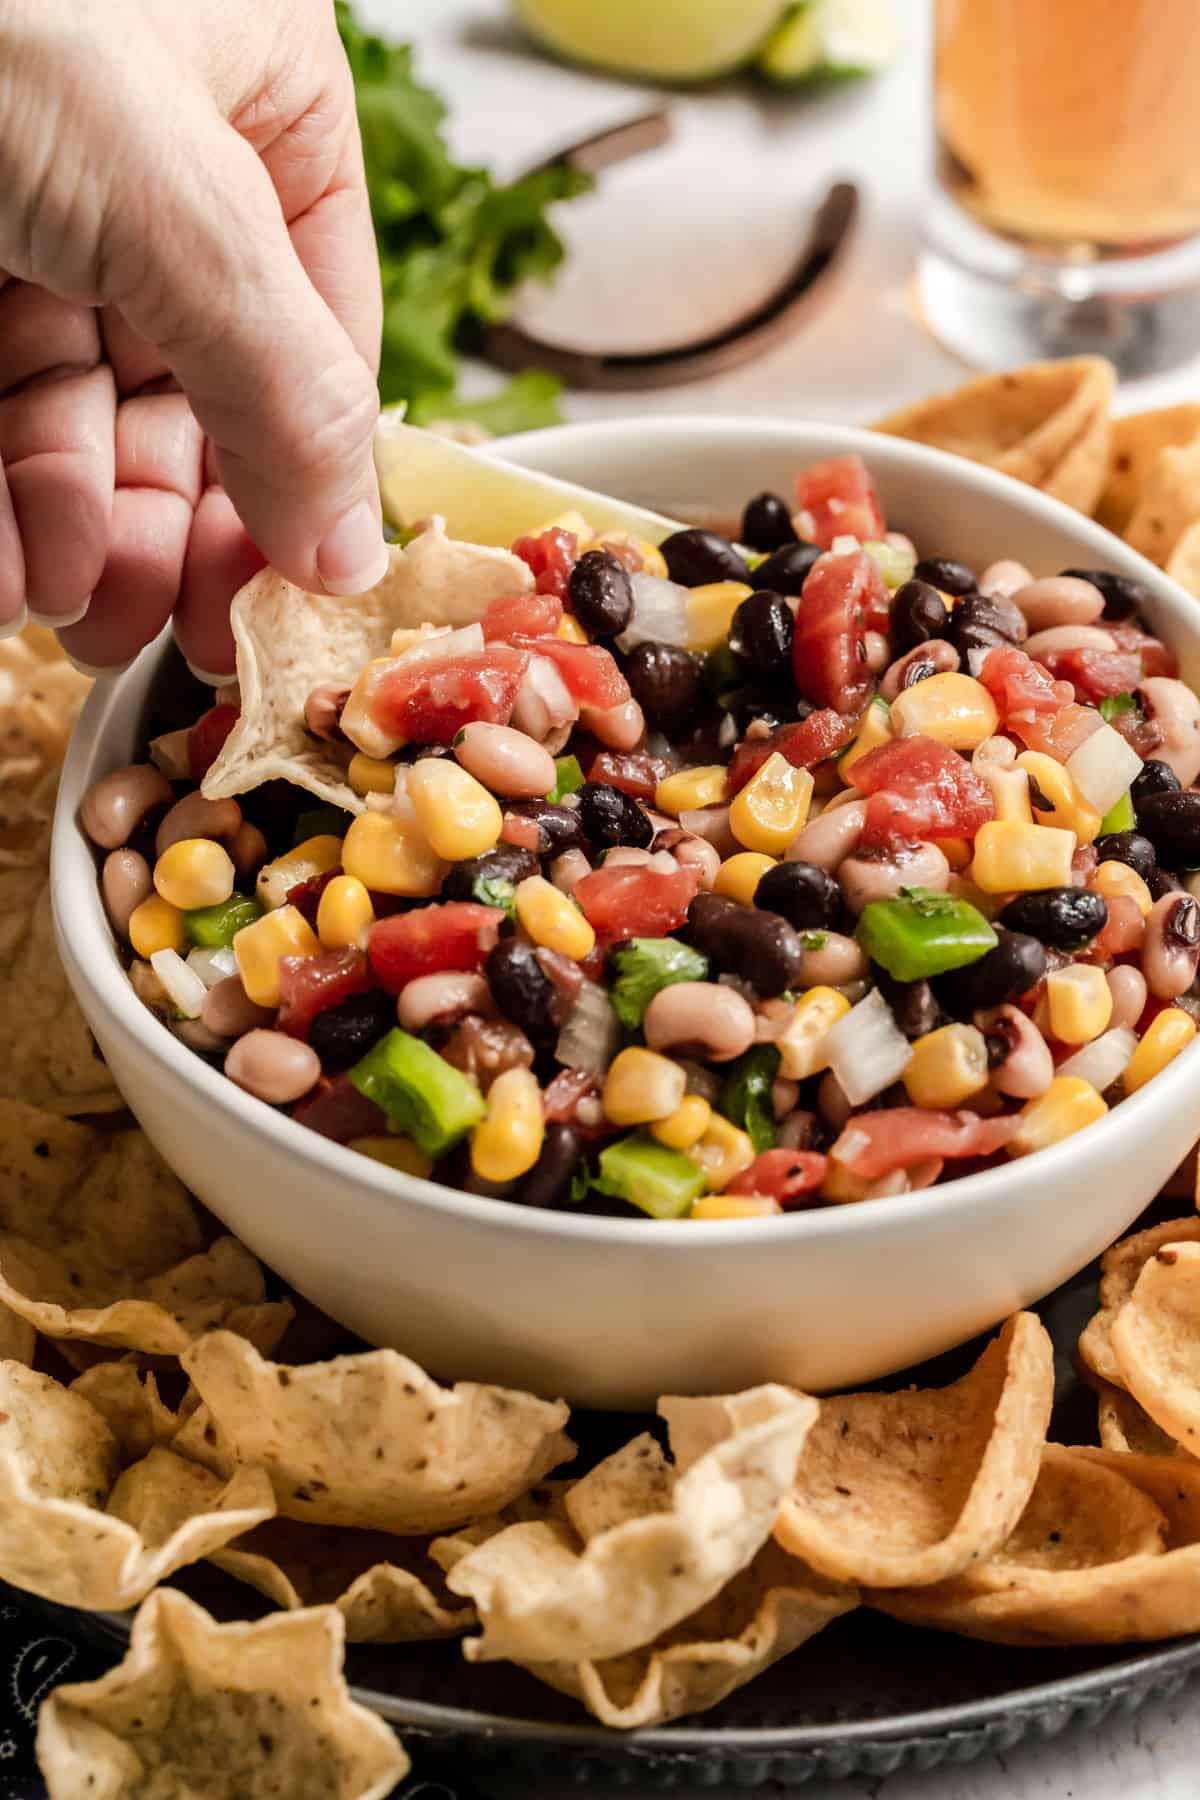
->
xmin=757 ymin=0 xmax=898 ymax=84
xmin=514 ymin=0 xmax=790 ymax=83
xmin=374 ymin=415 xmax=682 ymax=547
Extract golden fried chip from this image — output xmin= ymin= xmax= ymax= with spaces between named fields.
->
xmin=0 ymin=1102 xmax=291 ymax=1354
xmin=1165 ymin=517 xmax=1200 ymax=598
xmin=36 ymin=1589 xmax=408 ymax=1800
xmin=1109 ymin=1239 xmax=1200 ymax=1451
xmin=0 ymin=1295 xmax=35 ymax=1365
xmin=1122 ymin=436 xmax=1200 ymax=568
xmin=69 ymin=1363 xmax=181 ymax=1464
xmin=773 ymin=1314 xmax=1053 ymax=1588
xmin=1077 ymin=1217 xmax=1200 ymax=1388
xmin=1095 ymin=1379 xmax=1182 ymax=1458
xmin=874 ymin=357 xmax=1115 ymax=513
xmin=0 ymin=1366 xmax=274 ymax=1610
xmin=0 ymin=632 xmax=92 ymax=849
xmin=439 ymin=1386 xmax=818 ymax=1665
xmin=1097 ymin=405 xmax=1200 ymax=536
xmin=174 ymin=1330 xmax=574 ymax=1534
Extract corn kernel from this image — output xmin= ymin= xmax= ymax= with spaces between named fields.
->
xmin=691 ymin=1193 xmax=781 ymax=1220
xmin=407 ymin=757 xmax=502 ymax=861
xmin=1016 ymin=751 xmax=1102 ymax=844
xmin=983 ymin=765 xmax=1034 ymax=825
xmin=1045 ymin=964 xmax=1113 ymax=1045
xmin=729 ymin=752 xmax=814 ymax=856
xmin=603 ymin=1047 xmax=686 ymax=1126
xmin=970 ymin=821 xmax=1076 ymax=893
xmin=539 ymin=510 xmax=594 ymax=544
xmin=839 ymin=698 xmax=893 ymax=777
xmin=342 ymin=811 xmax=446 ymax=897
xmin=890 ymin=672 xmax=999 ymax=750
xmin=774 ymin=986 xmax=852 ymax=1080
xmin=939 ymin=836 xmax=973 ymax=872
xmin=348 ymin=752 xmax=396 ymax=797
xmin=687 ymin=1113 xmax=756 ymax=1191
xmin=514 ymin=874 xmax=596 ymax=961
xmin=153 ymin=838 xmax=235 ymax=912
xmin=470 ymin=1066 xmax=545 ymax=1184
xmin=820 ymin=1160 xmax=873 ymax=1204
xmin=685 ymin=581 xmax=753 ymax=652
xmin=349 ymin=1135 xmax=433 ymax=1178
xmin=655 ymin=765 xmax=728 ymax=815
xmin=340 ymin=659 xmax=406 ymax=760
xmin=128 ymin=893 xmax=186 ymax=960
xmin=637 ymin=540 xmax=669 ymax=579
xmin=316 ymin=874 xmax=376 ymax=950
xmin=712 ymin=852 xmax=776 ymax=905
xmin=1124 ymin=1008 xmax=1198 ymax=1093
xmin=256 ymin=835 xmax=344 ymax=911
xmin=903 ymin=1023 xmax=990 ymax=1109
xmin=556 ymin=614 xmax=590 ymax=644
xmin=1093 ymin=859 xmax=1154 ymax=918
xmin=1007 ymin=1075 xmax=1107 ymax=1156
xmin=651 ymin=1094 xmax=712 ymax=1150
xmin=233 ymin=904 xmax=320 ymax=1008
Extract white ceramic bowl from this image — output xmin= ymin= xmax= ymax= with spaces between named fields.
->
xmin=53 ymin=419 xmax=1200 ymax=1409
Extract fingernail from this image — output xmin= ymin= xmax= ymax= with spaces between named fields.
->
xmin=0 ymin=605 xmax=29 ymax=640
xmin=62 ymin=651 xmax=133 ymax=679
xmin=28 ymin=598 xmax=92 ymax=629
xmin=184 ymin=660 xmax=235 ymax=687
xmin=317 ymin=500 xmax=390 ymax=596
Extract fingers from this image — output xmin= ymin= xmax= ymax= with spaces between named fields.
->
xmin=174 ymin=486 xmax=265 ymax=677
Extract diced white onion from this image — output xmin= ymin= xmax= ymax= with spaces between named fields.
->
xmin=151 ymin=949 xmax=208 ymax=1019
xmin=830 ymin=533 xmax=862 ymax=555
xmin=391 ymin=622 xmax=483 ymax=667
xmin=826 ymin=988 xmax=912 ymax=1106
xmin=555 ymin=980 xmax=620 ymax=1073
xmin=511 ymin=654 xmax=577 ymax=744
xmin=615 ymin=573 xmax=689 ymax=653
xmin=1056 ymin=1026 xmax=1138 ymax=1093
xmin=148 ymin=728 xmax=192 ymax=780
xmin=1066 ymin=722 xmax=1144 ymax=815
xmin=185 ymin=946 xmax=238 ymax=989
xmin=967 ymin=646 xmax=992 ymax=679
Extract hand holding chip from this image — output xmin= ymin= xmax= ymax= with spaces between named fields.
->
xmin=0 ymin=0 xmax=388 ymax=677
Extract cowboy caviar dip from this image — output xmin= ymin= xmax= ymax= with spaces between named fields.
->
xmin=81 ymin=456 xmax=1200 ymax=1218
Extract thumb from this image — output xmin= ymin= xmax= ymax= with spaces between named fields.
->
xmin=113 ymin=120 xmax=388 ymax=597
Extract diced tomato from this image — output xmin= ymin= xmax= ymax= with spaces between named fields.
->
xmin=187 ymin=703 xmax=239 ymax=781
xmin=286 ymin=866 xmax=341 ymax=929
xmin=1109 ymin=621 xmax=1178 ymax=679
xmin=500 ymin=811 xmax=543 ymax=852
xmin=1008 ymin=700 xmax=1102 ymax=762
xmin=366 ymin=902 xmax=505 ymax=995
xmin=292 ymin=1071 xmax=386 ymax=1142
xmin=791 ymin=551 xmax=882 ymax=716
xmin=1085 ymin=895 xmax=1145 ymax=961
xmin=726 ymin=1148 xmax=828 ymax=1208
xmin=726 ymin=709 xmax=856 ymax=795
xmin=277 ymin=947 xmax=374 ymax=1040
xmin=371 ymin=646 xmax=530 ymax=743
xmin=793 ymin=455 xmax=885 ymax=551
xmin=512 ymin=527 xmax=578 ymax=597
xmin=587 ymin=750 xmax=671 ymax=800
xmin=482 ymin=591 xmax=562 ymax=641
xmin=849 ymin=735 xmax=994 ymax=848
xmin=831 ymin=1108 xmax=1015 ymax=1179
xmin=574 ymin=863 xmax=699 ymax=939
xmin=541 ymin=1067 xmax=607 ymax=1139
xmin=977 ymin=646 xmax=1068 ymax=721
xmin=1037 ymin=648 xmax=1142 ymax=701
xmin=511 ymin=636 xmax=630 ymax=710
xmin=1071 ymin=843 xmax=1098 ymax=888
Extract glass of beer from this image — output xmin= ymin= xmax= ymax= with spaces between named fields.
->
xmin=919 ymin=0 xmax=1200 ymax=375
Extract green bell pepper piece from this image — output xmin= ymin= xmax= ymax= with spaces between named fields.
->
xmin=349 ymin=1029 xmax=485 ymax=1157
xmin=856 ymin=887 xmax=998 ymax=983
xmin=593 ymin=1133 xmax=708 ymax=1220
xmin=547 ymin=754 xmax=584 ymax=804
xmin=184 ymin=894 xmax=262 ymax=948
xmin=1098 ymin=789 xmax=1136 ymax=836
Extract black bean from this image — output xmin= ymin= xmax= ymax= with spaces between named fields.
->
xmin=308 ymin=990 xmax=395 ymax=1071
xmin=578 ymin=781 xmax=653 ymax=850
xmin=1136 ymin=789 xmax=1200 ymax=868
xmin=998 ymin=887 xmax=1108 ymax=950
xmin=750 ymin=540 xmax=822 ymax=596
xmin=1149 ymin=868 xmax=1186 ymax=902
xmin=741 ymin=492 xmax=797 ymax=553
xmin=623 ymin=642 xmax=705 ymax=738
xmin=870 ymin=965 xmax=942 ymax=1039
xmin=686 ymin=892 xmax=803 ymax=997
xmin=1059 ymin=568 xmax=1149 ymax=622
xmin=660 ymin=528 xmax=751 ymax=588
xmin=728 ymin=590 xmax=794 ymax=673
xmin=1093 ymin=831 xmax=1156 ymax=881
xmin=1133 ymin=758 xmax=1183 ymax=809
xmin=486 ymin=939 xmax=562 ymax=1049
xmin=443 ymin=845 xmax=539 ymax=903
xmin=502 ymin=800 xmax=586 ymax=857
xmin=947 ymin=591 xmax=1026 ymax=658
xmin=519 ymin=1124 xmax=584 ymax=1209
xmin=394 ymin=740 xmax=455 ymax=764
xmin=567 ymin=549 xmax=633 ymax=639
xmin=890 ymin=580 xmax=950 ymax=654
xmin=933 ymin=927 xmax=1047 ymax=1014
xmin=754 ymin=859 xmax=840 ymax=931
xmin=721 ymin=690 xmax=810 ymax=736
xmin=913 ymin=556 xmax=977 ymax=595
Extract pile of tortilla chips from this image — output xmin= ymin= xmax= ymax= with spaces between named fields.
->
xmin=14 ymin=357 xmax=1200 ymax=1793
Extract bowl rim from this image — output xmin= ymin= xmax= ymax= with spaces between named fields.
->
xmin=52 ymin=414 xmax=1200 ymax=1251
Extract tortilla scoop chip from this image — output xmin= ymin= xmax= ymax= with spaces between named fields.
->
xmin=1109 ymin=1240 xmax=1200 ymax=1452
xmin=0 ymin=1297 xmax=35 ymax=1365
xmin=1077 ymin=1217 xmax=1200 ymax=1389
xmin=441 ymin=1386 xmax=818 ymax=1665
xmin=1165 ymin=517 xmax=1200 ymax=599
xmin=174 ymin=1331 xmax=573 ymax=1534
xmin=1097 ymin=405 xmax=1200 ymax=536
xmin=36 ymin=1588 xmax=408 ymax=1800
xmin=874 ymin=357 xmax=1115 ymax=514
xmin=774 ymin=1314 xmax=1053 ymax=1589
xmin=69 ymin=1363 xmax=182 ymax=1464
xmin=0 ymin=1365 xmax=274 ymax=1610
xmin=1122 ymin=436 xmax=1200 ymax=569
xmin=201 ymin=518 xmax=533 ymax=814
xmin=1095 ymin=1379 xmax=1183 ymax=1459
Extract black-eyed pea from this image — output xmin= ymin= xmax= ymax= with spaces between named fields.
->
xmin=228 ymin=821 xmax=269 ymax=886
xmin=1143 ymin=892 xmax=1200 ymax=999
xmin=101 ymin=849 xmax=153 ymax=939
xmin=838 ymin=841 xmax=950 ymax=914
xmin=1107 ymin=964 xmax=1148 ymax=1030
xmin=1011 ymin=575 xmax=1105 ymax=633
xmin=979 ymin=559 xmax=1033 ymax=599
xmin=975 ymin=1003 xmax=1053 ymax=1099
xmin=80 ymin=765 xmax=173 ymax=850
xmin=1139 ymin=678 xmax=1200 ymax=787
xmin=880 ymin=639 xmax=959 ymax=703
xmin=155 ymin=791 xmax=242 ymax=857
xmin=225 ymin=1030 xmax=321 ymax=1105
xmin=1024 ymin=624 xmax=1116 ymax=660
xmin=202 ymin=976 xmax=276 ymax=1040
xmin=785 ymin=797 xmax=866 ymax=871
xmin=643 ymin=981 xmax=756 ymax=1063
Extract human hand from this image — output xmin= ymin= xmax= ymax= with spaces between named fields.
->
xmin=0 ymin=0 xmax=386 ymax=676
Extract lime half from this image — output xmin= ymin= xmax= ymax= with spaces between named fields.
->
xmin=757 ymin=0 xmax=898 ymax=84
xmin=514 ymin=0 xmax=790 ymax=83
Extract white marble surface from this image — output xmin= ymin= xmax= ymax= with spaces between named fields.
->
xmin=363 ymin=1 xmax=1200 ymax=1792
